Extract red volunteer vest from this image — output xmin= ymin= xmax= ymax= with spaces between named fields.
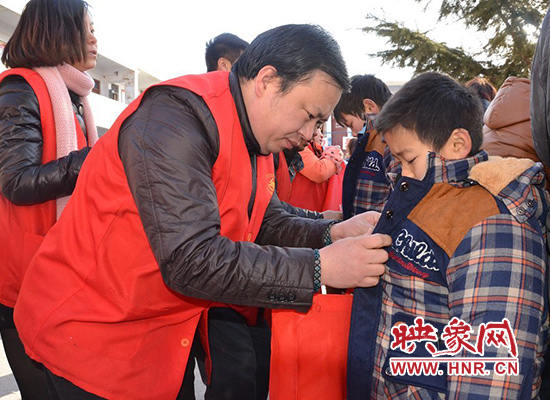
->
xmin=287 ymin=144 xmax=329 ymax=212
xmin=0 ymin=68 xmax=86 ymax=307
xmin=14 ymin=71 xmax=274 ymax=400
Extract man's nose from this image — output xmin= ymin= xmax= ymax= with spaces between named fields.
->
xmin=298 ymin=123 xmax=316 ymax=142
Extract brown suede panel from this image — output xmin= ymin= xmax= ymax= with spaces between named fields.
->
xmin=365 ymin=130 xmax=386 ymax=154
xmin=407 ymin=183 xmax=500 ymax=257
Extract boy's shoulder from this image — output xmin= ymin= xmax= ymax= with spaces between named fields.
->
xmin=363 ymin=129 xmax=385 ymax=155
xmin=469 ymin=156 xmax=547 ymax=222
xmin=408 ymin=179 xmax=499 ymax=257
xmin=409 ymin=156 xmax=547 ymax=257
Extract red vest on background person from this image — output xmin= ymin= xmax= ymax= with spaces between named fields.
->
xmin=287 ymin=143 xmax=329 ymax=212
xmin=275 ymin=151 xmax=292 ymax=202
xmin=322 ymin=161 xmax=345 ymax=212
xmin=0 ymin=68 xmax=87 ymax=308
xmin=14 ymin=72 xmax=274 ymax=400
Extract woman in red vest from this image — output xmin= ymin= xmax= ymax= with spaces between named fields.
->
xmin=288 ymin=127 xmax=345 ymax=212
xmin=0 ymin=0 xmax=98 ymax=398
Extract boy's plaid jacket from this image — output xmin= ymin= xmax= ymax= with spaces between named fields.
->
xmin=348 ymin=151 xmax=549 ymax=399
xmin=342 ymin=128 xmax=400 ymax=219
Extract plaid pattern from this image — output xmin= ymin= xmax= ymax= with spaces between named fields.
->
xmin=364 ymin=152 xmax=549 ymax=399
xmin=352 ymin=144 xmax=399 ymax=214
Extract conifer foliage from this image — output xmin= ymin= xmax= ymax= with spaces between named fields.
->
xmin=364 ymin=0 xmax=547 ymax=85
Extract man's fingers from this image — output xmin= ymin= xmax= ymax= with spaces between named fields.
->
xmin=364 ymin=211 xmax=381 ymax=226
xmin=363 ymin=224 xmax=375 ymax=235
xmin=359 ymin=233 xmax=392 ymax=250
xmin=360 ymin=248 xmax=389 ymax=265
xmin=319 ymin=232 xmax=391 ymax=289
xmin=354 ymin=264 xmax=385 ymax=288
xmin=362 ymin=263 xmax=385 ymax=277
xmin=357 ymin=276 xmax=381 ymax=288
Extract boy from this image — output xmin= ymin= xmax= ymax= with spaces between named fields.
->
xmin=333 ymin=74 xmax=397 ymax=219
xmin=347 ymin=72 xmax=549 ymax=399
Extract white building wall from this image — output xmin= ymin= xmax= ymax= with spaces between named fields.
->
xmin=0 ymin=3 xmax=160 ymax=133
xmin=88 ymin=92 xmax=127 ymax=136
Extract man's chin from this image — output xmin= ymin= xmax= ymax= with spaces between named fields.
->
xmin=260 ymin=146 xmax=278 ymax=155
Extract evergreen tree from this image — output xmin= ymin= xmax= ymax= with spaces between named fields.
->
xmin=364 ymin=0 xmax=547 ymax=86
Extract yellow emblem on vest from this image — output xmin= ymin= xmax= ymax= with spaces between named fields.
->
xmin=266 ymin=173 xmax=275 ymax=194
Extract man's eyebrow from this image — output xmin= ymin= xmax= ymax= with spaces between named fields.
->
xmin=312 ymin=106 xmax=329 ymax=121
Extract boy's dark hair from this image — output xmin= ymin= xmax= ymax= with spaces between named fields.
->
xmin=465 ymin=77 xmax=497 ymax=102
xmin=233 ymin=24 xmax=349 ymax=93
xmin=333 ymin=74 xmax=392 ymax=127
xmin=205 ymin=33 xmax=249 ymax=72
xmin=376 ymin=72 xmax=483 ymax=155
xmin=2 ymin=0 xmax=90 ymax=68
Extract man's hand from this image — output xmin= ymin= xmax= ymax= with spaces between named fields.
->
xmin=321 ymin=210 xmax=343 ymax=220
xmin=330 ymin=211 xmax=381 ymax=241
xmin=319 ymin=233 xmax=391 ymax=288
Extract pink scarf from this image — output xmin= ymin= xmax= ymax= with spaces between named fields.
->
xmin=34 ymin=64 xmax=98 ymax=219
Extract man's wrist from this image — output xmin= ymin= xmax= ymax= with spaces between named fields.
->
xmin=323 ymin=222 xmax=336 ymax=246
xmin=313 ymin=249 xmax=322 ymax=293
xmin=328 ymin=220 xmax=342 ymax=243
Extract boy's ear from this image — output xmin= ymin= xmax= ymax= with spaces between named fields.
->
xmin=441 ymin=128 xmax=472 ymax=159
xmin=363 ymin=98 xmax=380 ymax=114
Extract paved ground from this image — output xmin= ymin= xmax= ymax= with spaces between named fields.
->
xmin=0 ymin=340 xmax=19 ymax=400
xmin=0 ymin=339 xmax=207 ymax=399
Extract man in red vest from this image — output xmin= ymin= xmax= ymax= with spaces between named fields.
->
xmin=202 ymin=33 xmax=332 ymax=400
xmin=14 ymin=24 xmax=391 ymax=400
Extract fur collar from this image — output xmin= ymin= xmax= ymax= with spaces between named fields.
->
xmin=469 ymin=156 xmax=535 ymax=196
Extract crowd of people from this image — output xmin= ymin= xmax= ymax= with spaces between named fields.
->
xmin=1 ymin=0 xmax=550 ymax=399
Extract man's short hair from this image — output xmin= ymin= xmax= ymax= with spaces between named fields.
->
xmin=376 ymin=72 xmax=483 ymax=156
xmin=334 ymin=74 xmax=392 ymax=126
xmin=2 ymin=0 xmax=90 ymax=68
xmin=205 ymin=33 xmax=249 ymax=72
xmin=233 ymin=24 xmax=349 ymax=93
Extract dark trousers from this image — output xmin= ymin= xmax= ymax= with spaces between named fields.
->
xmin=0 ymin=326 xmax=51 ymax=400
xmin=197 ymin=307 xmax=271 ymax=400
xmin=44 ymin=349 xmax=197 ymax=399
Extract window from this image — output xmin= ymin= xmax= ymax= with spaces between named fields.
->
xmin=92 ymin=78 xmax=100 ymax=94
xmin=109 ymin=83 xmax=119 ymax=101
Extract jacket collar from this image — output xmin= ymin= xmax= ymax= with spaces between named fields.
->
xmin=387 ymin=149 xmax=547 ymax=224
xmin=387 ymin=151 xmax=489 ymax=187
xmin=229 ymin=72 xmax=262 ymax=155
xmin=469 ymin=155 xmax=547 ymax=223
xmin=425 ymin=150 xmax=489 ymax=185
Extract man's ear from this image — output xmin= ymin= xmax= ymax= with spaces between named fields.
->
xmin=217 ymin=57 xmax=235 ymax=72
xmin=441 ymin=128 xmax=472 ymax=159
xmin=253 ymin=65 xmax=279 ymax=98
xmin=363 ymin=98 xmax=380 ymax=114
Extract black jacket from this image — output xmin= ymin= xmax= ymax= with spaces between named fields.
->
xmin=531 ymin=7 xmax=550 ymax=167
xmin=0 ymin=75 xmax=90 ymax=205
xmin=117 ymin=73 xmax=333 ymax=309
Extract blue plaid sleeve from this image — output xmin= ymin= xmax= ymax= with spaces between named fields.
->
xmin=446 ymin=215 xmax=548 ymax=399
